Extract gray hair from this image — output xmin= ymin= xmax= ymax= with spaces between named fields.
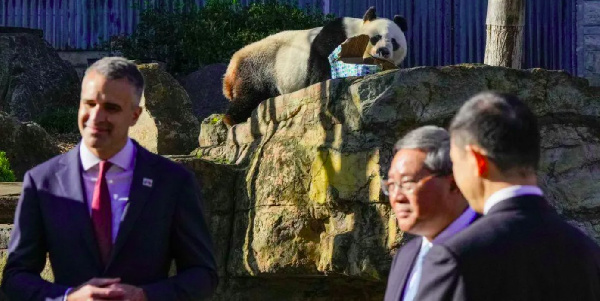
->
xmin=394 ymin=125 xmax=452 ymax=175
xmin=85 ymin=56 xmax=145 ymax=106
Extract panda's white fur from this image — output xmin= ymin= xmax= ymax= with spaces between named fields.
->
xmin=223 ymin=7 xmax=408 ymax=125
xmin=360 ymin=18 xmax=408 ymax=64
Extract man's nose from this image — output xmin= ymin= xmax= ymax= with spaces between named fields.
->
xmin=89 ymin=106 xmax=107 ymax=122
xmin=389 ymin=189 xmax=408 ymax=203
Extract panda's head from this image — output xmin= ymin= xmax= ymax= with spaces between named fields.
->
xmin=361 ymin=7 xmax=408 ymax=66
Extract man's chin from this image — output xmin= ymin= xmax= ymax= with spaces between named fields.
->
xmin=397 ymin=219 xmax=416 ymax=233
xmin=83 ymin=136 xmax=109 ymax=149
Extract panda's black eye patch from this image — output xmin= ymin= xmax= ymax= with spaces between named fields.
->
xmin=392 ymin=38 xmax=400 ymax=51
xmin=370 ymin=35 xmax=382 ymax=45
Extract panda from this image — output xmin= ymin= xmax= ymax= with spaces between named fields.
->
xmin=222 ymin=7 xmax=408 ymax=125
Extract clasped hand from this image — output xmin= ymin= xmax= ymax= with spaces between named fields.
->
xmin=66 ymin=278 xmax=147 ymax=301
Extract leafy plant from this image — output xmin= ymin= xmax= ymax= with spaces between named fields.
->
xmin=0 ymin=151 xmax=16 ymax=182
xmin=107 ymin=0 xmax=335 ymax=76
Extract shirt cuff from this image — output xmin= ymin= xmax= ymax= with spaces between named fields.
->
xmin=63 ymin=287 xmax=72 ymax=301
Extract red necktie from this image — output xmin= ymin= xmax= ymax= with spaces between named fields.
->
xmin=91 ymin=160 xmax=113 ymax=266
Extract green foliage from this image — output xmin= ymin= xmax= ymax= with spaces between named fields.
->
xmin=35 ymin=107 xmax=79 ymax=134
xmin=0 ymin=151 xmax=16 ymax=182
xmin=108 ymin=0 xmax=336 ymax=75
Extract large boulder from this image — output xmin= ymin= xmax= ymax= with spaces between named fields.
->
xmin=179 ymin=64 xmax=230 ymax=123
xmin=0 ymin=28 xmax=80 ymax=122
xmin=129 ymin=63 xmax=200 ymax=155
xmin=0 ymin=112 xmax=60 ymax=180
xmin=193 ymin=64 xmax=600 ymax=300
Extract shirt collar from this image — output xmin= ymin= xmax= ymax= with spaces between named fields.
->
xmin=80 ymin=138 xmax=136 ymax=171
xmin=483 ymin=185 xmax=544 ymax=215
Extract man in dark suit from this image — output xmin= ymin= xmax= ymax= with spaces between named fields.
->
xmin=1 ymin=57 xmax=218 ymax=300
xmin=383 ymin=126 xmax=479 ymax=301
xmin=416 ymin=92 xmax=600 ymax=301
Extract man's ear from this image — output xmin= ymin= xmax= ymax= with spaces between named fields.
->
xmin=466 ymin=145 xmax=489 ymax=178
xmin=131 ymin=106 xmax=143 ymax=126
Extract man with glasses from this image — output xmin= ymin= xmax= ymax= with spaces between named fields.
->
xmin=415 ymin=92 xmax=600 ymax=301
xmin=383 ymin=125 xmax=479 ymax=301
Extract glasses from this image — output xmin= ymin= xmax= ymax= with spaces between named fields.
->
xmin=381 ymin=173 xmax=440 ymax=196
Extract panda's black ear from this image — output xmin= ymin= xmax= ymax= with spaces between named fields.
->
xmin=394 ymin=15 xmax=408 ymax=32
xmin=363 ymin=6 xmax=377 ymax=22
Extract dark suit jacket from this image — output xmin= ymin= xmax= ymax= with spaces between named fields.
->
xmin=1 ymin=141 xmax=218 ymax=301
xmin=416 ymin=195 xmax=600 ymax=301
xmin=384 ymin=210 xmax=480 ymax=301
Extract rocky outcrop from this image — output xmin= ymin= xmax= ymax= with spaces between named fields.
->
xmin=1 ymin=64 xmax=599 ymax=300
xmin=179 ymin=64 xmax=230 ymax=122
xmin=0 ymin=112 xmax=60 ymax=180
xmin=193 ymin=64 xmax=600 ymax=300
xmin=0 ymin=28 xmax=80 ymax=122
xmin=129 ymin=63 xmax=200 ymax=155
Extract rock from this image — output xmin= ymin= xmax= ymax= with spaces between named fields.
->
xmin=0 ymin=183 xmax=19 ymax=224
xmin=0 ymin=224 xmax=12 ymax=249
xmin=192 ymin=64 xmax=600 ymax=299
xmin=172 ymin=156 xmax=240 ymax=280
xmin=3 ymin=64 xmax=600 ymax=300
xmin=179 ymin=64 xmax=230 ymax=122
xmin=0 ymin=112 xmax=60 ymax=180
xmin=129 ymin=63 xmax=200 ymax=155
xmin=198 ymin=114 xmax=229 ymax=147
xmin=0 ymin=28 xmax=80 ymax=122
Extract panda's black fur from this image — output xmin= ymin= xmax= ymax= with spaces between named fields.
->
xmin=222 ymin=7 xmax=408 ymax=125
xmin=305 ymin=18 xmax=348 ymax=87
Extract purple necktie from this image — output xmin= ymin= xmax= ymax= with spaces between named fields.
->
xmin=91 ymin=160 xmax=113 ymax=266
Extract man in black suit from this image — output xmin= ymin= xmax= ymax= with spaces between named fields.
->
xmin=415 ymin=92 xmax=600 ymax=301
xmin=383 ymin=126 xmax=479 ymax=301
xmin=1 ymin=57 xmax=218 ymax=300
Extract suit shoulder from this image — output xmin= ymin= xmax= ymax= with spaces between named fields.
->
xmin=435 ymin=213 xmax=513 ymax=257
xmin=26 ymin=152 xmax=70 ymax=180
xmin=440 ymin=209 xmax=600 ymax=259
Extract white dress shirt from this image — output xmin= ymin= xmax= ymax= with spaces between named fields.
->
xmin=483 ymin=185 xmax=544 ymax=215
xmin=402 ymin=207 xmax=478 ymax=301
xmin=65 ymin=139 xmax=136 ymax=299
xmin=79 ymin=138 xmax=137 ymax=243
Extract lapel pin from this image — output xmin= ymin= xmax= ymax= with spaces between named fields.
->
xmin=142 ymin=178 xmax=153 ymax=188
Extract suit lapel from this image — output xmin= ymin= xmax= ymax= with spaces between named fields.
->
xmin=56 ymin=145 xmax=103 ymax=271
xmin=108 ymin=144 xmax=158 ymax=268
xmin=395 ymin=237 xmax=422 ymax=300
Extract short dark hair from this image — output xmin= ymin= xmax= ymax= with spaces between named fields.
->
xmin=449 ymin=91 xmax=540 ymax=172
xmin=85 ymin=56 xmax=145 ymax=105
xmin=394 ymin=125 xmax=453 ymax=176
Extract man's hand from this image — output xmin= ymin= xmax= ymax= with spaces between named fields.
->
xmin=66 ymin=278 xmax=124 ymax=300
xmin=108 ymin=283 xmax=147 ymax=301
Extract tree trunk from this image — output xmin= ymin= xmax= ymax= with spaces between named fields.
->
xmin=484 ymin=0 xmax=525 ymax=68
